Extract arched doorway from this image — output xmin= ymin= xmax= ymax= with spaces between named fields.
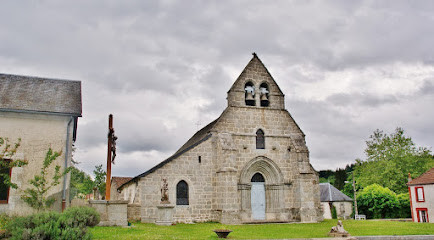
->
xmin=251 ymin=173 xmax=265 ymax=220
xmin=239 ymin=156 xmax=284 ymax=221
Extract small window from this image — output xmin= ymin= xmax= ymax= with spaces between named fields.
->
xmin=256 ymin=129 xmax=265 ymax=149
xmin=416 ymin=187 xmax=425 ymax=202
xmin=0 ymin=160 xmax=12 ymax=204
xmin=198 ymin=156 xmax=201 ymax=163
xmin=417 ymin=208 xmax=429 ymax=223
xmin=176 ymin=180 xmax=189 ymax=205
xmin=245 ymin=82 xmax=255 ymax=106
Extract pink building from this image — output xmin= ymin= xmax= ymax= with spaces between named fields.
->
xmin=407 ymin=168 xmax=434 ymax=223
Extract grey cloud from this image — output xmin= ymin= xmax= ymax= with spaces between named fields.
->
xmin=2 ymin=0 xmax=434 ymax=174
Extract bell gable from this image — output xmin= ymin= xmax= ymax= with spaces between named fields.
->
xmin=227 ymin=53 xmax=285 ymax=110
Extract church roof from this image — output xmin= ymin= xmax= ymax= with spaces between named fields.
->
xmin=0 ymin=73 xmax=82 ymax=116
xmin=118 ymin=117 xmax=219 ymax=190
xmin=320 ymin=183 xmax=352 ymax=202
xmin=407 ymin=168 xmax=434 ymax=186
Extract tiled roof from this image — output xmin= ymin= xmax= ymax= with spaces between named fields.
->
xmin=407 ymin=168 xmax=434 ymax=186
xmin=320 ymin=183 xmax=352 ymax=202
xmin=111 ymin=177 xmax=133 ymax=187
xmin=0 ymin=73 xmax=82 ymax=116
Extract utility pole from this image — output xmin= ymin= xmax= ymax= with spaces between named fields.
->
xmin=352 ymin=171 xmax=358 ymax=216
xmin=105 ymin=114 xmax=117 ymax=201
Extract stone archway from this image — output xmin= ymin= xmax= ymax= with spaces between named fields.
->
xmin=238 ymin=156 xmax=284 ymax=221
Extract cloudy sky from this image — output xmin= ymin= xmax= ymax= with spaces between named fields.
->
xmin=1 ymin=1 xmax=433 ymax=177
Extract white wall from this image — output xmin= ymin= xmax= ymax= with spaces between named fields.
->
xmin=0 ymin=111 xmax=73 ymax=215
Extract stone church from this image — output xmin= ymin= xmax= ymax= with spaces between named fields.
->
xmin=118 ymin=54 xmax=322 ymax=224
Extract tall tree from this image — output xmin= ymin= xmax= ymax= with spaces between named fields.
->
xmin=70 ymin=167 xmax=94 ymax=199
xmin=334 ymin=168 xmax=347 ymax=190
xmin=93 ymin=164 xmax=106 ymax=198
xmin=354 ymin=127 xmax=433 ymax=193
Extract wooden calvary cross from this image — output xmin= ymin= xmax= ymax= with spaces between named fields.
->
xmin=105 ymin=114 xmax=117 ymax=201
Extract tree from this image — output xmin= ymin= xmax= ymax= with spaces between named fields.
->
xmin=93 ymin=164 xmax=106 ymax=199
xmin=21 ymin=148 xmax=71 ymax=211
xmin=334 ymin=168 xmax=347 ymax=190
xmin=357 ymin=184 xmax=399 ymax=219
xmin=0 ymin=137 xmax=28 ymax=189
xmin=354 ymin=127 xmax=433 ymax=193
xmin=70 ymin=167 xmax=94 ymax=200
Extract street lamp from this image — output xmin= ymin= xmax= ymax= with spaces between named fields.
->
xmin=345 ymin=172 xmax=358 ymax=218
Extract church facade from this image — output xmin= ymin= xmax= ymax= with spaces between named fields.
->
xmin=118 ymin=54 xmax=322 ymax=224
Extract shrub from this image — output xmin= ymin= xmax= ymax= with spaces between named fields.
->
xmin=5 ymin=207 xmax=100 ymax=240
xmin=357 ymin=184 xmax=411 ymax=219
xmin=60 ymin=206 xmax=100 ymax=228
xmin=330 ymin=204 xmax=337 ymax=219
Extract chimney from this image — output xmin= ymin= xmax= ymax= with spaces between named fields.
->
xmin=408 ymin=172 xmax=412 ymax=183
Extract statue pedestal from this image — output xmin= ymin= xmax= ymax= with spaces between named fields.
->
xmin=156 ymin=204 xmax=174 ymax=226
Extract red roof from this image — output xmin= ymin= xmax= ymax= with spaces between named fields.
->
xmin=407 ymin=168 xmax=434 ymax=186
xmin=111 ymin=176 xmax=132 ymax=187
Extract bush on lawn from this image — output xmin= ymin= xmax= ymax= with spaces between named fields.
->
xmin=5 ymin=206 xmax=99 ymax=240
xmin=357 ymin=184 xmax=410 ymax=219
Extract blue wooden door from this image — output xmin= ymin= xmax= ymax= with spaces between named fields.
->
xmin=251 ymin=182 xmax=265 ymax=220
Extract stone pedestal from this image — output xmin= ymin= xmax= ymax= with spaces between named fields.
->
xmin=156 ymin=204 xmax=174 ymax=226
xmin=89 ymin=200 xmax=128 ymax=226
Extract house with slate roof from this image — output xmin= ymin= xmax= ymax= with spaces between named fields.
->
xmin=117 ymin=54 xmax=322 ymax=224
xmin=407 ymin=168 xmax=434 ymax=223
xmin=0 ymin=73 xmax=81 ymax=215
xmin=319 ymin=183 xmax=353 ymax=219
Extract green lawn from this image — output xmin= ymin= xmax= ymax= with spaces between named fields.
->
xmin=89 ymin=219 xmax=434 ymax=240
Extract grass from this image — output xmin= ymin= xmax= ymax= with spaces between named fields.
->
xmin=89 ymin=219 xmax=434 ymax=240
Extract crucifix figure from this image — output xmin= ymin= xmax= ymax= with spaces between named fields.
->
xmin=105 ymin=114 xmax=118 ymax=201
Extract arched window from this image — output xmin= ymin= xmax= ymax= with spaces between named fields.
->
xmin=251 ymin=172 xmax=265 ymax=182
xmin=176 ymin=180 xmax=189 ymax=205
xmin=259 ymin=83 xmax=269 ymax=107
xmin=256 ymin=129 xmax=265 ymax=149
xmin=245 ymin=82 xmax=255 ymax=106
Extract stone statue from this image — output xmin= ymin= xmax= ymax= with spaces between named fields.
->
xmin=160 ymin=178 xmax=169 ymax=204
xmin=329 ymin=220 xmax=350 ymax=237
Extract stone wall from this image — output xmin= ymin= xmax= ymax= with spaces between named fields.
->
xmin=137 ymin=139 xmax=215 ymax=223
xmin=127 ymin=203 xmax=141 ymax=221
xmin=89 ymin=200 xmax=128 ymax=226
xmin=0 ymin=111 xmax=73 ymax=215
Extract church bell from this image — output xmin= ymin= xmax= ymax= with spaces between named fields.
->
xmin=246 ymin=91 xmax=254 ymax=101
xmin=260 ymin=93 xmax=269 ymax=107
xmin=245 ymin=91 xmax=255 ymax=106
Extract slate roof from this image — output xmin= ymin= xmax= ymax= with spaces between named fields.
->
xmin=0 ymin=73 xmax=82 ymax=116
xmin=407 ymin=168 xmax=434 ymax=186
xmin=118 ymin=117 xmax=219 ymax=190
xmin=320 ymin=183 xmax=352 ymax=202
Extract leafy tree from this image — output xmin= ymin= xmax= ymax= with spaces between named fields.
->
xmin=0 ymin=137 xmax=28 ymax=189
xmin=70 ymin=167 xmax=94 ymax=200
xmin=354 ymin=127 xmax=433 ymax=193
xmin=334 ymin=168 xmax=347 ymax=190
xmin=21 ymin=148 xmax=71 ymax=211
xmin=93 ymin=165 xmax=106 ymax=198
xmin=357 ymin=184 xmax=399 ymax=219
xmin=396 ymin=193 xmax=411 ymax=218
